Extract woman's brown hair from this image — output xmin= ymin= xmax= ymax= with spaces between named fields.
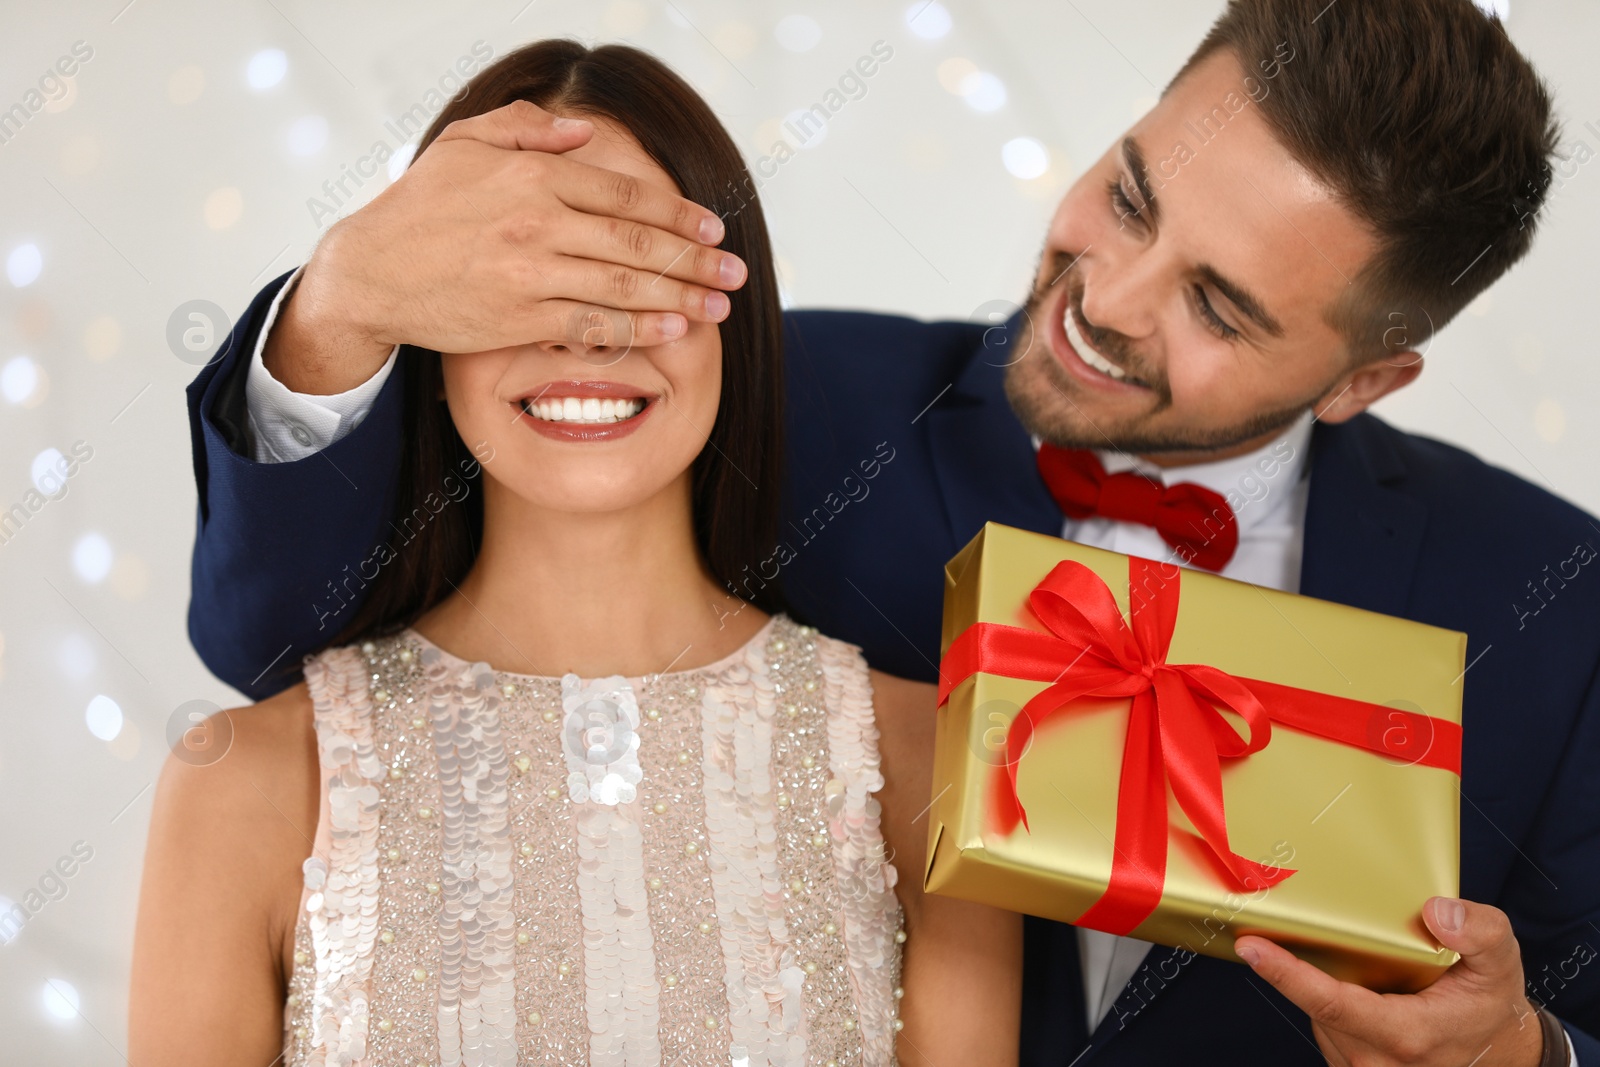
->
xmin=332 ymin=39 xmax=786 ymax=647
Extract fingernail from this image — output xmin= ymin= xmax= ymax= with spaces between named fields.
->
xmin=552 ymin=116 xmax=589 ymax=130
xmin=660 ymin=314 xmax=686 ymax=339
xmin=719 ymin=256 xmax=746 ymax=287
xmin=705 ymin=291 xmax=731 ymax=320
xmin=699 ymin=215 xmax=726 ymax=244
xmin=1236 ymin=945 xmax=1260 ymax=967
xmin=1436 ymin=897 xmax=1465 ymax=933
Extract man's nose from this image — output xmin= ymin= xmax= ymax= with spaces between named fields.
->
xmin=1078 ymin=249 xmax=1169 ymax=342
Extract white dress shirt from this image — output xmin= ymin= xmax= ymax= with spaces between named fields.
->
xmin=244 ymin=301 xmax=1576 ymax=1062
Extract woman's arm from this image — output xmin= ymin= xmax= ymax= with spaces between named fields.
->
xmin=129 ymin=684 xmax=319 ymax=1066
xmin=871 ymin=669 xmax=1022 ymax=1067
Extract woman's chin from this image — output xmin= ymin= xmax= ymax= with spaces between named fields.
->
xmin=492 ymin=469 xmax=687 ymax=517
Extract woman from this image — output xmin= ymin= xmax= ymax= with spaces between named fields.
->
xmin=131 ymin=40 xmax=1020 ymax=1066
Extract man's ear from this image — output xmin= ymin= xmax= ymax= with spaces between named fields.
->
xmin=1313 ymin=351 xmax=1424 ymax=424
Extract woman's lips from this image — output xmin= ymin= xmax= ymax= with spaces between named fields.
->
xmin=512 ymin=380 xmax=657 ymax=441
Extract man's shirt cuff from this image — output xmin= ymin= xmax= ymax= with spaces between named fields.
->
xmin=243 ymin=263 xmax=400 ymax=463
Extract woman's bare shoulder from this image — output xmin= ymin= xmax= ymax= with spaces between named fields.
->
xmin=131 ymin=682 xmax=322 ymax=1062
xmin=146 ymin=681 xmax=320 ymax=899
xmin=155 ymin=683 xmax=317 ymax=816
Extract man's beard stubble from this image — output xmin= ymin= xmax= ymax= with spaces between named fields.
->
xmin=1001 ymin=250 xmax=1327 ymax=457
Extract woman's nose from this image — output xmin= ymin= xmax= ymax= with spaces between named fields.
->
xmin=530 ymin=336 xmax=630 ymax=367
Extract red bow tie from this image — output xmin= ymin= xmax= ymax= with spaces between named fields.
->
xmin=1036 ymin=443 xmax=1238 ymax=571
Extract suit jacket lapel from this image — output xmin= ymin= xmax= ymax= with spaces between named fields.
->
xmin=1018 ymin=916 xmax=1090 ymax=1066
xmin=1075 ymin=944 xmax=1187 ymax=1060
xmin=925 ymin=319 xmax=1061 ymax=546
xmin=1299 ymin=415 xmax=1427 ymax=612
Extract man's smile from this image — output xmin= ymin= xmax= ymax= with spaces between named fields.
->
xmin=1047 ymin=283 xmax=1153 ymax=393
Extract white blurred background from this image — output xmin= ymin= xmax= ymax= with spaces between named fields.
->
xmin=0 ymin=0 xmax=1593 ymax=1059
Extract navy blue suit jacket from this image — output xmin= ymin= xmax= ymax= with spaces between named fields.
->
xmin=190 ymin=272 xmax=1600 ymax=1063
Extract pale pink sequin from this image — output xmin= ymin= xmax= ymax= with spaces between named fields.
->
xmin=283 ymin=616 xmax=904 ymax=1066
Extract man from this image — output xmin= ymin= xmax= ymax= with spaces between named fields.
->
xmin=187 ymin=0 xmax=1600 ymax=1063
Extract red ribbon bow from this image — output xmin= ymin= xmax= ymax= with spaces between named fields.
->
xmin=936 ymin=556 xmax=1461 ymax=935
xmin=1037 ymin=444 xmax=1239 ymax=572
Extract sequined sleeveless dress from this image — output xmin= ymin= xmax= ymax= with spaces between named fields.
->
xmin=281 ymin=615 xmax=904 ymax=1067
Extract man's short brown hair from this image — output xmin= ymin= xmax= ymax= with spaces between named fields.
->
xmin=1173 ymin=0 xmax=1561 ymax=361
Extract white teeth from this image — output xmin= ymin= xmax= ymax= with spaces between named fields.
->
xmin=1063 ymin=305 xmax=1128 ymax=381
xmin=523 ymin=396 xmax=646 ymax=424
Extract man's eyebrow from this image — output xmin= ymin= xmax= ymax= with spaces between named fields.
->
xmin=1196 ymin=263 xmax=1285 ymax=338
xmin=1120 ymin=135 xmax=1283 ymax=338
xmin=1120 ymin=138 xmax=1161 ymax=225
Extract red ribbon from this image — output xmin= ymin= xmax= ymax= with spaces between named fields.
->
xmin=935 ymin=556 xmax=1462 ymax=936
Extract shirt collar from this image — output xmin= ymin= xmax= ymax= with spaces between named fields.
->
xmin=1032 ymin=410 xmax=1315 ymax=535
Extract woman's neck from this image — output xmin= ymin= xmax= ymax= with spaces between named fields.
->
xmin=412 ymin=473 xmax=769 ymax=679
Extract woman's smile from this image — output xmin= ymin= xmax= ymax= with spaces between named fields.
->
xmin=512 ymin=378 xmax=658 ymax=441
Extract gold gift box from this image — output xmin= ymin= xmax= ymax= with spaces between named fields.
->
xmin=924 ymin=522 xmax=1466 ymax=991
